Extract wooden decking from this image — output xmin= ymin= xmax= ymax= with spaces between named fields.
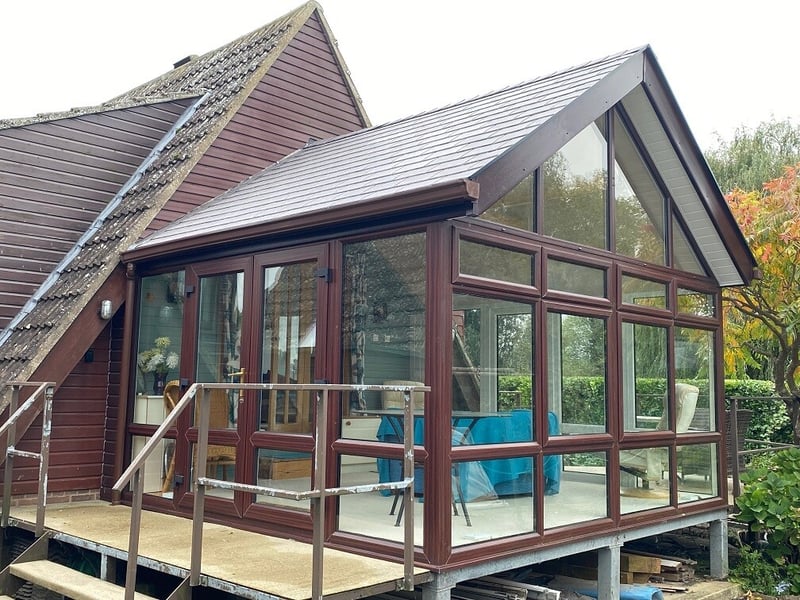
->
xmin=7 ymin=501 xmax=431 ymax=600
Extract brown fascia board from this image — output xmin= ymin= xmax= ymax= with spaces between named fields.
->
xmin=640 ymin=50 xmax=755 ymax=285
xmin=123 ymin=178 xmax=480 ymax=263
xmin=473 ymin=49 xmax=647 ymax=212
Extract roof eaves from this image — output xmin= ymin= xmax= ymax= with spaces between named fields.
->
xmin=639 ymin=48 xmax=756 ymax=285
xmin=123 ymin=178 xmax=480 ymax=263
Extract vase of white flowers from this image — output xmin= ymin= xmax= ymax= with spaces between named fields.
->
xmin=137 ymin=336 xmax=180 ymax=395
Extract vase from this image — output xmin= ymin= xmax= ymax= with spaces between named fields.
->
xmin=153 ymin=372 xmax=167 ymax=395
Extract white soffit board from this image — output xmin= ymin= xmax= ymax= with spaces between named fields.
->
xmin=620 ymin=86 xmax=742 ymax=286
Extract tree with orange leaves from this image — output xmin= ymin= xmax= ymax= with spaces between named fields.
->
xmin=723 ymin=164 xmax=800 ymax=442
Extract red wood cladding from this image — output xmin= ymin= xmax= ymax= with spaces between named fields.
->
xmin=5 ymin=322 xmax=113 ymax=496
xmin=145 ymin=14 xmax=366 ymax=235
xmin=0 ymin=100 xmax=191 ymax=330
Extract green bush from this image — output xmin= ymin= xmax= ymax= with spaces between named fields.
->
xmin=724 ymin=379 xmax=791 ymax=444
xmin=734 ymin=448 xmax=800 ymax=594
xmin=730 ymin=545 xmax=783 ymax=595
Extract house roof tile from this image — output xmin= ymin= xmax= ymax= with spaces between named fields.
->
xmin=130 ymin=47 xmax=640 ymax=252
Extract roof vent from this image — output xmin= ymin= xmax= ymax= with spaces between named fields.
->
xmin=173 ymin=55 xmax=198 ymax=69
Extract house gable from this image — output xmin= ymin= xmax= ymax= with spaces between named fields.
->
xmin=146 ymin=11 xmax=368 ymax=234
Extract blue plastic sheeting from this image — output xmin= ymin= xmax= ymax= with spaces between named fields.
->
xmin=573 ymin=585 xmax=664 ymax=600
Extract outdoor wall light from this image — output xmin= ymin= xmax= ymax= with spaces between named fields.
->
xmin=99 ymin=299 xmax=113 ymax=320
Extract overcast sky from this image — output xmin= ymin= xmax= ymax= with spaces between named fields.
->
xmin=2 ymin=1 xmax=798 ymax=151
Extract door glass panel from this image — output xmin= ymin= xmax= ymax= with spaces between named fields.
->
xmin=195 ymin=272 xmax=244 ymax=431
xmin=259 ymin=262 xmax=317 ymax=432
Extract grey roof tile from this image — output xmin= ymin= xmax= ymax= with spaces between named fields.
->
xmin=133 ymin=47 xmax=641 ymax=252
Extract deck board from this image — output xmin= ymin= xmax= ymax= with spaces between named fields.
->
xmin=9 ymin=501 xmax=429 ymax=599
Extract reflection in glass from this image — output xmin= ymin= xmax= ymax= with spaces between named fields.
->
xmin=614 ymin=114 xmax=665 ymax=264
xmin=542 ymin=121 xmax=608 ymax=249
xmin=259 ymin=263 xmax=316 ymax=433
xmin=547 ymin=312 xmax=607 ymax=434
xmin=195 ymin=272 xmax=243 ymax=433
xmin=545 ymin=452 xmax=607 ymax=528
xmin=677 ymin=287 xmax=715 ymax=317
xmin=342 ymin=233 xmax=426 ymax=413
xmin=621 ymin=323 xmax=667 ymax=433
xmin=619 ymin=445 xmax=671 ymax=514
xmin=675 ymin=327 xmax=714 ymax=431
xmin=452 ymin=294 xmax=534 ymax=443
xmin=460 ymin=239 xmax=534 ymax=287
xmin=134 ymin=271 xmax=184 ymax=399
xmin=676 ymin=443 xmax=719 ymax=500
xmin=621 ymin=275 xmax=667 ymax=309
xmin=547 ymin=259 xmax=606 ymax=297
xmin=673 ymin=216 xmax=707 ymax=275
xmin=254 ymin=448 xmax=313 ymax=510
xmin=482 ymin=174 xmax=534 ymax=231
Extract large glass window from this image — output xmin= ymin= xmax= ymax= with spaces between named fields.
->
xmin=451 ymin=294 xmax=534 ymax=443
xmin=621 ymin=323 xmax=668 ymax=433
xmin=258 ymin=262 xmax=317 ymax=433
xmin=341 ymin=233 xmax=427 ymax=414
xmin=547 ymin=451 xmax=607 ymax=528
xmin=460 ymin=239 xmax=535 ymax=287
xmin=614 ymin=114 xmax=666 ymax=264
xmin=675 ymin=327 xmax=714 ymax=432
xmin=542 ymin=120 xmax=608 ymax=250
xmin=134 ymin=271 xmax=184 ymax=398
xmin=547 ymin=312 xmax=607 ymax=434
xmin=482 ymin=174 xmax=534 ymax=231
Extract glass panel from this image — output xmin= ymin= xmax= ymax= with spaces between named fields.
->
xmin=677 ymin=443 xmax=719 ymax=501
xmin=672 ymin=216 xmax=707 ymax=275
xmin=254 ymin=448 xmax=313 ymax=510
xmin=337 ymin=454 xmax=423 ymax=546
xmin=131 ymin=435 xmax=171 ymax=497
xmin=546 ymin=451 xmax=607 ymax=528
xmin=258 ymin=262 xmax=317 ymax=433
xmin=621 ymin=275 xmax=667 ymax=309
xmin=452 ymin=457 xmax=533 ymax=546
xmin=341 ymin=233 xmax=426 ymax=416
xmin=459 ymin=239 xmax=535 ymax=287
xmin=677 ymin=287 xmax=715 ymax=317
xmin=547 ymin=258 xmax=606 ymax=297
xmin=621 ymin=323 xmax=667 ymax=433
xmin=675 ymin=327 xmax=714 ymax=432
xmin=614 ymin=114 xmax=666 ymax=264
xmin=188 ymin=443 xmax=236 ymax=498
xmin=135 ymin=271 xmax=184 ymax=400
xmin=452 ymin=294 xmax=534 ymax=443
xmin=196 ymin=271 xmax=244 ymax=431
xmin=547 ymin=312 xmax=607 ymax=434
xmin=482 ymin=174 xmax=534 ymax=231
xmin=620 ymin=445 xmax=671 ymax=513
xmin=542 ymin=121 xmax=608 ymax=249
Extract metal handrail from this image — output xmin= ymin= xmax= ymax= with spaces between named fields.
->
xmin=113 ymin=382 xmax=425 ymax=600
xmin=0 ymin=381 xmax=55 ymax=537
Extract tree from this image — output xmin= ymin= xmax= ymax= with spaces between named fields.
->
xmin=723 ymin=165 xmax=800 ymax=443
xmin=706 ymin=118 xmax=800 ymax=194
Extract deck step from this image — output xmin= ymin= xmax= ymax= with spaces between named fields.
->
xmin=9 ymin=559 xmax=156 ymax=600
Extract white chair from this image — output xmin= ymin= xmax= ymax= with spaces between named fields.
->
xmin=620 ymin=383 xmax=699 ymax=490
